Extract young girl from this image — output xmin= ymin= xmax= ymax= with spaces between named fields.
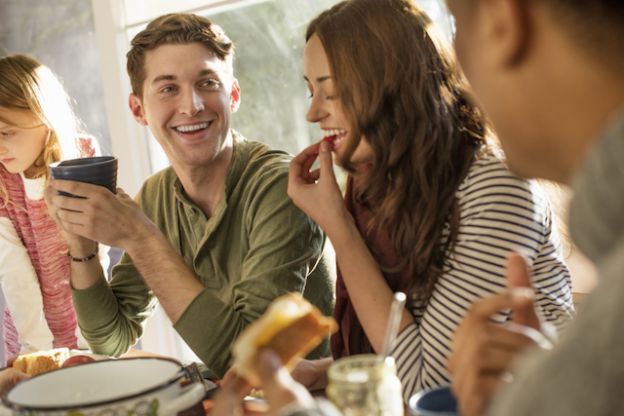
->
xmin=0 ymin=54 xmax=100 ymax=364
xmin=287 ymin=0 xmax=575 ymax=401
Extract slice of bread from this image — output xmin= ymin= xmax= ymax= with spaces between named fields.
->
xmin=12 ymin=348 xmax=70 ymax=376
xmin=232 ymin=293 xmax=337 ymax=386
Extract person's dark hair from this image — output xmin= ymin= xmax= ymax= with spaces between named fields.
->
xmin=545 ymin=1 xmax=624 ymax=68
xmin=307 ymin=0 xmax=491 ymax=304
xmin=127 ymin=13 xmax=234 ymax=98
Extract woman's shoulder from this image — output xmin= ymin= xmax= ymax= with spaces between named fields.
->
xmin=457 ymin=151 xmax=550 ymax=216
xmin=460 ymin=151 xmax=530 ymax=193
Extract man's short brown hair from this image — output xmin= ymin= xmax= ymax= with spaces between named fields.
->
xmin=126 ymin=13 xmax=234 ymax=98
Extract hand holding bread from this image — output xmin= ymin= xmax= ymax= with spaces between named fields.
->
xmin=231 ymin=293 xmax=337 ymax=386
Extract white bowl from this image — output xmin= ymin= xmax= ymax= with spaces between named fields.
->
xmin=2 ymin=357 xmax=204 ymax=416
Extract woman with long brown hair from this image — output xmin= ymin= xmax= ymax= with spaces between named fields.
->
xmin=285 ymin=0 xmax=574 ymax=401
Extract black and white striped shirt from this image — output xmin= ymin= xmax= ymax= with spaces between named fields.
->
xmin=391 ymin=154 xmax=575 ymax=401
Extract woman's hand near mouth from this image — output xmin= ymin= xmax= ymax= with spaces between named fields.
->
xmin=287 ymin=140 xmax=351 ymax=239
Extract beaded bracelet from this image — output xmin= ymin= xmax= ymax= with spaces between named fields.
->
xmin=67 ymin=244 xmax=98 ymax=262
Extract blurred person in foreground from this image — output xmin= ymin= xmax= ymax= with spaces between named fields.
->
xmin=446 ymin=0 xmax=624 ymax=415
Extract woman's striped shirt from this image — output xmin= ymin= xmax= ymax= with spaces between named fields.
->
xmin=390 ymin=153 xmax=575 ymax=402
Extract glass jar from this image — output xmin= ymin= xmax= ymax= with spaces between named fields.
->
xmin=326 ymin=354 xmax=404 ymax=416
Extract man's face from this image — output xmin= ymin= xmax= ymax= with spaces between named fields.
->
xmin=130 ymin=42 xmax=240 ymax=170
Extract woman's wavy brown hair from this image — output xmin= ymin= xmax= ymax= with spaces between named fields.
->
xmin=0 ymin=54 xmax=81 ymax=205
xmin=307 ymin=0 xmax=492 ymax=304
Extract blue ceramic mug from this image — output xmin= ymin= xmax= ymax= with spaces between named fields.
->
xmin=408 ymin=385 xmax=459 ymax=416
xmin=49 ymin=156 xmax=117 ymax=196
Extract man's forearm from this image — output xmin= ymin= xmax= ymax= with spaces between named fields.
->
xmin=122 ymin=225 xmax=204 ymax=324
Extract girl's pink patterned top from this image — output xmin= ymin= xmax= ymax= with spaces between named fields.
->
xmin=0 ymin=136 xmax=98 ymax=361
xmin=0 ymin=170 xmax=78 ymax=360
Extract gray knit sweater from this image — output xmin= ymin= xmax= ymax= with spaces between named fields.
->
xmin=490 ymin=111 xmax=624 ymax=415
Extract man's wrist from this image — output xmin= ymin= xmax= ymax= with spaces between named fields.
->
xmin=118 ymin=218 xmax=163 ymax=255
xmin=121 ymin=220 xmax=165 ymax=258
xmin=68 ymin=243 xmax=99 ymax=262
xmin=67 ymin=238 xmax=98 ymax=258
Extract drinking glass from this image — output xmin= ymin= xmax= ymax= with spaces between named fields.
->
xmin=327 ymin=354 xmax=403 ymax=416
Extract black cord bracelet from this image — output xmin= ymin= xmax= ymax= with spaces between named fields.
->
xmin=67 ymin=244 xmax=98 ymax=262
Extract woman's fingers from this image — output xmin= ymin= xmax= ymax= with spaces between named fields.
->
xmin=290 ymin=142 xmax=320 ymax=170
xmin=301 ymin=151 xmax=319 ymax=180
xmin=288 ymin=140 xmax=338 ymax=186
xmin=306 ymin=169 xmax=320 ymax=182
xmin=318 ymin=141 xmax=336 ymax=182
xmin=289 ymin=143 xmax=320 ymax=185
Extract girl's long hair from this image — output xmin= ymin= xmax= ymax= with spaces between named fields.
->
xmin=307 ymin=0 xmax=492 ymax=304
xmin=0 ymin=54 xmax=82 ymax=205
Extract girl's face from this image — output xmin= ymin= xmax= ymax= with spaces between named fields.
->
xmin=0 ymin=107 xmax=49 ymax=177
xmin=304 ymin=34 xmax=374 ymax=169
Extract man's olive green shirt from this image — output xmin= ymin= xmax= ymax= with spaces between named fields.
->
xmin=73 ymin=137 xmax=335 ymax=376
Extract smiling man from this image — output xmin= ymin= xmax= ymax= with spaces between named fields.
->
xmin=45 ymin=13 xmax=334 ymax=377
